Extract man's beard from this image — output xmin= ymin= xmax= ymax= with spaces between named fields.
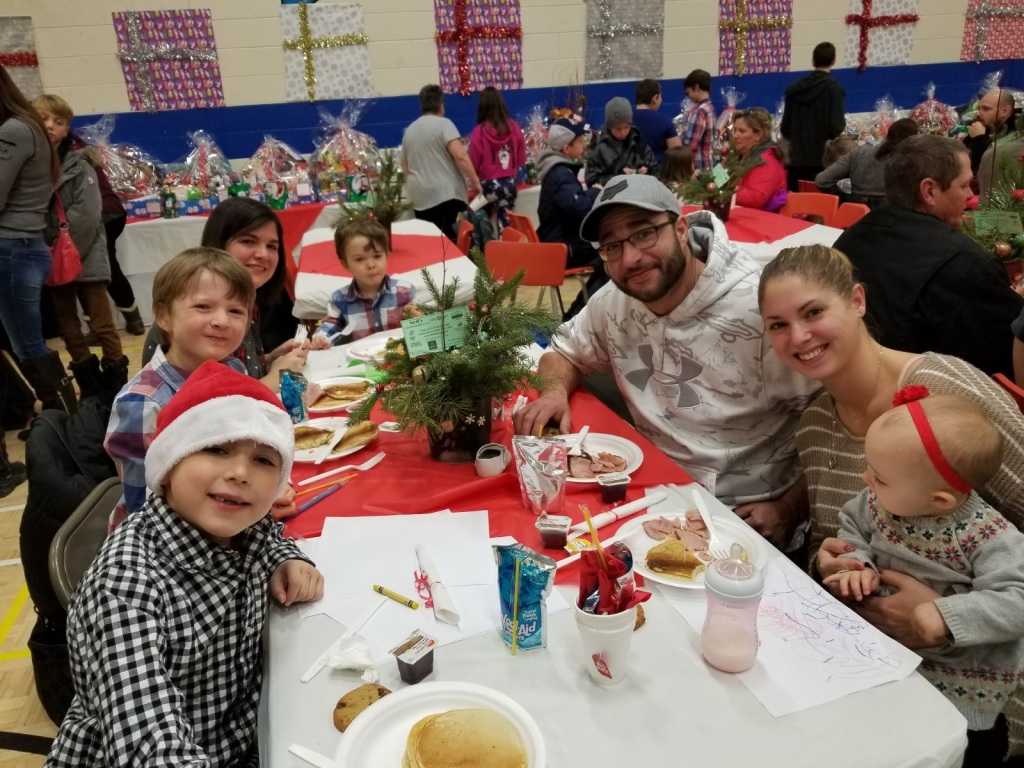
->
xmin=609 ymin=238 xmax=687 ymax=305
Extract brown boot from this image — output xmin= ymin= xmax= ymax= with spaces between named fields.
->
xmin=119 ymin=305 xmax=145 ymax=336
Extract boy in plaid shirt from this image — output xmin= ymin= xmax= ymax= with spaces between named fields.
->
xmin=681 ymin=69 xmax=716 ymax=172
xmin=48 ymin=360 xmax=322 ymax=768
xmin=311 ymin=218 xmax=416 ymax=348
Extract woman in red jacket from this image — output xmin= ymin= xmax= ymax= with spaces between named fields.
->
xmin=732 ymin=108 xmax=788 ymax=212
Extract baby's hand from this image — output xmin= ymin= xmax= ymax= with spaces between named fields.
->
xmin=823 ymin=567 xmax=879 ymax=602
xmin=310 ymin=334 xmax=332 ymax=350
xmin=270 ymin=559 xmax=324 ymax=606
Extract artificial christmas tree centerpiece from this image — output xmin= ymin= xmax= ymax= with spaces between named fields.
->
xmin=332 ymin=148 xmax=411 ymax=248
xmin=347 ymin=253 xmax=561 ymax=462
xmin=676 ymin=138 xmax=761 ymax=222
xmin=963 ymin=119 xmax=1024 ymax=276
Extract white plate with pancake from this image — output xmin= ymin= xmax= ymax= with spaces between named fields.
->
xmin=346 ymin=330 xmax=405 ymax=364
xmin=335 ymin=681 xmax=545 ymax=767
xmin=562 ymin=432 xmax=643 ymax=483
xmin=307 ymin=376 xmax=373 ymax=415
xmin=293 ymin=417 xmax=372 ymax=463
xmin=617 ymin=513 xmax=767 ymax=589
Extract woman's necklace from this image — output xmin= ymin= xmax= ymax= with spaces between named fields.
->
xmin=829 ymin=344 xmax=884 ymax=469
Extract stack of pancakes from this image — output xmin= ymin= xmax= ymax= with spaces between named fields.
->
xmin=402 ymin=708 xmax=526 ymax=768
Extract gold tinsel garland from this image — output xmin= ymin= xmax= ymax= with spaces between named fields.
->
xmin=282 ymin=2 xmax=369 ymax=102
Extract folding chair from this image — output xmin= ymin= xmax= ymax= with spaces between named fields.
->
xmin=994 ymin=373 xmax=1024 ymax=415
xmin=49 ymin=477 xmax=121 ymax=609
xmin=833 ymin=202 xmax=871 ymax=229
xmin=484 ymin=240 xmax=569 ymax=315
xmin=456 ymin=218 xmax=474 ymax=256
xmin=778 ymin=192 xmax=839 ymax=227
xmin=798 ymin=180 xmax=818 ymax=193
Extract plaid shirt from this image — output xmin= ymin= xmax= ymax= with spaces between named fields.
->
xmin=46 ymin=495 xmax=308 ymax=768
xmin=681 ymin=98 xmax=716 ymax=171
xmin=312 ymin=275 xmax=415 ymax=345
xmin=104 ymin=347 xmax=247 ymax=519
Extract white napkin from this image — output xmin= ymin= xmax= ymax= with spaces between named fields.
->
xmin=415 ymin=546 xmax=460 ymax=625
xmin=326 ymin=635 xmax=380 ymax=684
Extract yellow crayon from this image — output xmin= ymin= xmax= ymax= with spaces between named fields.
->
xmin=373 ymin=584 xmax=419 ymax=610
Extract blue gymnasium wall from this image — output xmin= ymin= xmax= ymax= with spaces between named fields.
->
xmin=71 ymin=58 xmax=1024 ymax=164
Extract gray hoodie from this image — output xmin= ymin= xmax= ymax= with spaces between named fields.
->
xmin=0 ymin=117 xmax=52 ymax=238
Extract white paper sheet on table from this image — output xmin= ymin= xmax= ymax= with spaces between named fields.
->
xmin=294 ymin=513 xmax=569 ymax=664
xmin=658 ymin=555 xmax=921 ymax=717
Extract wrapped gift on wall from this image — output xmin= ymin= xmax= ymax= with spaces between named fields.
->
xmin=718 ymin=0 xmax=792 ymax=76
xmin=585 ymin=0 xmax=665 ymax=81
xmin=434 ymin=0 xmax=523 ymax=96
xmin=281 ymin=2 xmax=373 ymax=102
xmin=112 ymin=9 xmax=225 ymax=112
xmin=0 ymin=17 xmax=42 ymax=100
xmin=960 ymin=0 xmax=1024 ymax=62
xmin=843 ymin=0 xmax=920 ymax=71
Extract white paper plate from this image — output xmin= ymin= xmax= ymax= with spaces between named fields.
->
xmin=336 ymin=681 xmax=546 ymax=767
xmin=563 ymin=432 xmax=643 ymax=483
xmin=618 ymin=513 xmax=767 ymax=589
xmin=307 ymin=376 xmax=372 ymax=415
xmin=346 ymin=330 xmax=405 ymax=364
xmin=292 ymin=417 xmax=372 ymax=463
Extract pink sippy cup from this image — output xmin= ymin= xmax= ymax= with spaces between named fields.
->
xmin=701 ymin=543 xmax=764 ymax=673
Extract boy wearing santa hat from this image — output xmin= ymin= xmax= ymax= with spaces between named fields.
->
xmin=47 ymin=360 xmax=322 ymax=768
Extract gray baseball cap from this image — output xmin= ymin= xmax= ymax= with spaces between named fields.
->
xmin=579 ymin=174 xmax=682 ymax=244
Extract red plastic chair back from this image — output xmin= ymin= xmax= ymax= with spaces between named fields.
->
xmin=994 ymin=374 xmax=1024 ymax=415
xmin=833 ymin=202 xmax=871 ymax=229
xmin=798 ymin=180 xmax=818 ymax=193
xmin=778 ymin=192 xmax=839 ymax=227
xmin=501 ymin=226 xmax=529 ymax=242
xmin=484 ymin=241 xmax=567 ymax=288
xmin=507 ymin=212 xmax=540 ymax=243
xmin=456 ymin=218 xmax=473 ymax=256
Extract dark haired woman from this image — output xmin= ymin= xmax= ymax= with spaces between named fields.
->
xmin=814 ymin=118 xmax=920 ymax=207
xmin=0 ymin=66 xmax=75 ymax=494
xmin=468 ymin=86 xmax=526 ymax=231
xmin=142 ymin=197 xmax=307 ymax=389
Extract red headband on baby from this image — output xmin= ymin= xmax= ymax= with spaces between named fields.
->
xmin=891 ymin=385 xmax=972 ymax=493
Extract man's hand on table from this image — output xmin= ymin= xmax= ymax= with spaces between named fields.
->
xmin=513 ymin=391 xmax=573 ymax=436
xmin=733 ymin=498 xmax=801 ymax=548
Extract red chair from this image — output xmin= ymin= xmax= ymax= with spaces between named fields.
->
xmin=778 ymin=192 xmax=839 ymax=228
xmin=798 ymin=180 xmax=818 ymax=193
xmin=507 ymin=212 xmax=540 ymax=243
xmin=994 ymin=373 xmax=1024 ymax=414
xmin=501 ymin=226 xmax=528 ymax=242
xmin=833 ymin=202 xmax=870 ymax=229
xmin=456 ymin=218 xmax=473 ymax=256
xmin=508 ymin=211 xmax=591 ymax=307
xmin=484 ymin=240 xmax=569 ymax=315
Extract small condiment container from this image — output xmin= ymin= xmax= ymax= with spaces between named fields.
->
xmin=535 ymin=515 xmax=572 ymax=549
xmin=597 ymin=472 xmax=631 ymax=504
xmin=389 ymin=630 xmax=437 ymax=684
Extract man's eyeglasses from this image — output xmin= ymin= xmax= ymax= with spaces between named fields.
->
xmin=597 ymin=219 xmax=675 ymax=262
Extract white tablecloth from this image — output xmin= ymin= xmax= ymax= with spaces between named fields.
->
xmin=292 ymin=219 xmax=478 ymax=320
xmin=262 ymin=496 xmax=967 ymax=768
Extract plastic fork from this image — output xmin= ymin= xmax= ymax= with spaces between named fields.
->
xmin=692 ymin=490 xmax=730 ymax=561
xmin=297 ymin=451 xmax=385 ymax=487
xmin=567 ymin=425 xmax=590 ymax=457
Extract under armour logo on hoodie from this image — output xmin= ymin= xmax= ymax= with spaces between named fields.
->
xmin=600 ymin=179 xmax=630 ymax=202
xmin=624 ymin=343 xmax=703 ymax=407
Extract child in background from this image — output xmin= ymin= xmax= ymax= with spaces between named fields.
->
xmin=660 ymin=146 xmax=696 ymax=193
xmin=310 ymin=218 xmax=416 ymax=347
xmin=585 ymin=97 xmax=658 ymax=187
xmin=821 ymin=389 xmax=1024 ymax=766
xmin=105 ymin=248 xmax=254 ymax=521
xmin=818 ymin=134 xmax=857 ymax=197
xmin=48 ymin=360 xmax=322 ymax=768
xmin=468 ymin=86 xmax=526 ymax=232
xmin=32 ymin=95 xmax=129 ymax=401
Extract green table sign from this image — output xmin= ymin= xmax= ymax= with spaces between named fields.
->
xmin=973 ymin=210 xmax=1024 ymax=236
xmin=401 ymin=307 xmax=471 ymax=356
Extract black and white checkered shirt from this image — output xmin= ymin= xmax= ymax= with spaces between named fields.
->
xmin=46 ymin=494 xmax=309 ymax=767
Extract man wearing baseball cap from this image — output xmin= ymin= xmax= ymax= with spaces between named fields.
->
xmin=514 ymin=175 xmax=820 ymax=550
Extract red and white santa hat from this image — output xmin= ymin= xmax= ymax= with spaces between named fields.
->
xmin=145 ymin=360 xmax=295 ymax=495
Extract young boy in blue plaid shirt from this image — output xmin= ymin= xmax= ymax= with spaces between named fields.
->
xmin=310 ymin=218 xmax=416 ymax=348
xmin=48 ymin=360 xmax=323 ymax=768
xmin=105 ymin=248 xmax=255 ymax=523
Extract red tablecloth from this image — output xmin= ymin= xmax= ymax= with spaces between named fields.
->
xmin=285 ymin=390 xmax=693 ymax=566
xmin=682 ymin=205 xmax=815 ymax=243
xmin=298 ymin=234 xmax=459 ymax=277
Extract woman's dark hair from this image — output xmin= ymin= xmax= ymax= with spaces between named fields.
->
xmin=876 ymin=118 xmax=920 ymax=159
xmin=0 ymin=65 xmax=58 ymax=181
xmin=200 ymin=197 xmax=287 ymax=306
xmin=661 ymin=146 xmax=695 ymax=185
xmin=476 ymin=87 xmax=511 ymax=133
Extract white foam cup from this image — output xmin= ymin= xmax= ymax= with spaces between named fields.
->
xmin=574 ymin=604 xmax=637 ymax=685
